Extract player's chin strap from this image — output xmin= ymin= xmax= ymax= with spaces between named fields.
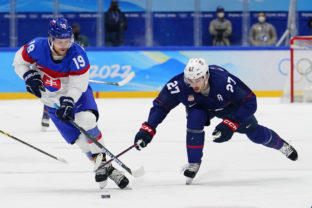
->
xmin=47 ymin=36 xmax=73 ymax=59
xmin=48 ymin=37 xmax=56 ymax=54
xmin=204 ymin=73 xmax=210 ymax=86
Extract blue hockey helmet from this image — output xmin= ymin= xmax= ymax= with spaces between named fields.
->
xmin=48 ymin=17 xmax=74 ymax=52
xmin=48 ymin=17 xmax=73 ymax=39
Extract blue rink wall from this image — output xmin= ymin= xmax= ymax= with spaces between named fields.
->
xmin=1 ymin=0 xmax=312 ymax=47
xmin=0 ymin=47 xmax=290 ymax=99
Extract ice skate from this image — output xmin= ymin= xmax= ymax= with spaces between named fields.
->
xmin=41 ymin=108 xmax=50 ymax=131
xmin=279 ymin=141 xmax=298 ymax=161
xmin=94 ymin=154 xmax=111 ymax=189
xmin=182 ymin=163 xmax=201 ymax=185
xmin=108 ymin=166 xmax=129 ymax=189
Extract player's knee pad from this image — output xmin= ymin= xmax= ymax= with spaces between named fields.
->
xmin=186 ymin=108 xmax=207 ymax=130
xmin=186 ymin=129 xmax=205 ymax=163
xmin=75 ymin=111 xmax=97 ymax=130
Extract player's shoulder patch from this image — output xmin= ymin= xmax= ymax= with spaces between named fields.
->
xmin=25 ymin=37 xmax=48 ymax=56
xmin=68 ymin=44 xmax=90 ymax=75
xmin=22 ymin=37 xmax=48 ymax=63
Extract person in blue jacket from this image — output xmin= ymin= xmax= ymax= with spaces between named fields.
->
xmin=133 ymin=58 xmax=298 ymax=184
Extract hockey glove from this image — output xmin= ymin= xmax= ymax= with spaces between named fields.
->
xmin=55 ymin=96 xmax=74 ymax=122
xmin=134 ymin=122 xmax=156 ymax=150
xmin=23 ymin=70 xmax=45 ymax=98
xmin=212 ymin=118 xmax=239 ymax=143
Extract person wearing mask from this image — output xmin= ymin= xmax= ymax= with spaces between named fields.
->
xmin=308 ymin=17 xmax=312 ymax=35
xmin=249 ymin=12 xmax=277 ymax=46
xmin=209 ymin=6 xmax=232 ymax=46
xmin=72 ymin=23 xmax=90 ymax=47
xmin=105 ymin=0 xmax=128 ymax=46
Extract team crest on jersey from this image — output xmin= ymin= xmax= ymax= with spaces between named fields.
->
xmin=43 ymin=75 xmax=61 ymax=92
xmin=188 ymin=95 xmax=195 ymax=102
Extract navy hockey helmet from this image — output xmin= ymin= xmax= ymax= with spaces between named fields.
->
xmin=48 ymin=17 xmax=73 ymax=39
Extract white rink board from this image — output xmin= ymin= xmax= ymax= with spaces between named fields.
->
xmin=0 ymin=98 xmax=311 ymax=208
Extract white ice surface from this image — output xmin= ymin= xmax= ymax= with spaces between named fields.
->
xmin=0 ymin=98 xmax=311 ymax=208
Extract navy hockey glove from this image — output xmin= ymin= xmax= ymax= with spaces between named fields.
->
xmin=212 ymin=119 xmax=239 ymax=143
xmin=23 ymin=70 xmax=45 ymax=98
xmin=134 ymin=122 xmax=156 ymax=150
xmin=55 ymin=96 xmax=74 ymax=122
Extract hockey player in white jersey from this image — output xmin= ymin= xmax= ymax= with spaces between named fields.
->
xmin=12 ymin=17 xmax=129 ymax=189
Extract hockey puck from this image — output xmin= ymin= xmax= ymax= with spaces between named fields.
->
xmin=101 ymin=194 xmax=111 ymax=199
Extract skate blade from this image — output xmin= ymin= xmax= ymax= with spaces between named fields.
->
xmin=185 ymin=177 xmax=193 ymax=185
xmin=41 ymin=126 xmax=49 ymax=132
xmin=98 ymin=180 xmax=108 ymax=189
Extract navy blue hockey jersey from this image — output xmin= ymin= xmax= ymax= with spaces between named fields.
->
xmin=147 ymin=65 xmax=257 ymax=129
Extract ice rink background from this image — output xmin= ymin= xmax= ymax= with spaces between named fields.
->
xmin=0 ymin=98 xmax=311 ymax=208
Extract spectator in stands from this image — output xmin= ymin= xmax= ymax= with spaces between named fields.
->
xmin=249 ymin=12 xmax=277 ymax=46
xmin=209 ymin=6 xmax=232 ymax=46
xmin=308 ymin=18 xmax=312 ymax=35
xmin=105 ymin=0 xmax=128 ymax=46
xmin=72 ymin=23 xmax=90 ymax=47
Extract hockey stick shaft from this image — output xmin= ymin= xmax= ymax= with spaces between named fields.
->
xmin=102 ymin=143 xmax=137 ymax=166
xmin=89 ymin=71 xmax=135 ymax=87
xmin=0 ymin=129 xmax=67 ymax=163
xmin=68 ymin=119 xmax=134 ymax=175
xmin=88 ymin=80 xmax=120 ymax=86
xmin=48 ymin=99 xmax=142 ymax=176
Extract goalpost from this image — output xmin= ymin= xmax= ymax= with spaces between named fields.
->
xmin=282 ymin=36 xmax=312 ymax=103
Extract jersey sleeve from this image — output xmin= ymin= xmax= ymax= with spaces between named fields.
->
xmin=225 ymin=74 xmax=257 ymax=122
xmin=12 ymin=42 xmax=38 ymax=79
xmin=13 ymin=46 xmax=30 ymax=79
xmin=67 ymin=47 xmax=90 ymax=102
xmin=147 ymin=78 xmax=181 ymax=129
xmin=13 ymin=38 xmax=44 ymax=79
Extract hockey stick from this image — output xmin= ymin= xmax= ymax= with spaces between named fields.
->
xmin=102 ymin=143 xmax=138 ymax=166
xmin=93 ymin=143 xmax=144 ymax=175
xmin=93 ymin=142 xmax=142 ymax=172
xmin=89 ymin=71 xmax=135 ymax=86
xmin=68 ymin=119 xmax=144 ymax=177
xmin=0 ymin=129 xmax=67 ymax=163
xmin=45 ymin=96 xmax=144 ymax=177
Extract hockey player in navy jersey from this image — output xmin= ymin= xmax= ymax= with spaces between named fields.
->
xmin=134 ymin=58 xmax=298 ymax=184
xmin=12 ymin=17 xmax=128 ymax=189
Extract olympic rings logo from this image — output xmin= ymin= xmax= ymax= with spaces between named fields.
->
xmin=278 ymin=57 xmax=312 ymax=83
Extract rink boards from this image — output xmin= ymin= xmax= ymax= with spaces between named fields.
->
xmin=0 ymin=47 xmax=290 ymax=99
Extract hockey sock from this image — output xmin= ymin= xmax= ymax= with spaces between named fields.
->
xmin=246 ymin=125 xmax=284 ymax=150
xmin=75 ymin=126 xmax=103 ymax=161
xmin=186 ymin=129 xmax=205 ymax=163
